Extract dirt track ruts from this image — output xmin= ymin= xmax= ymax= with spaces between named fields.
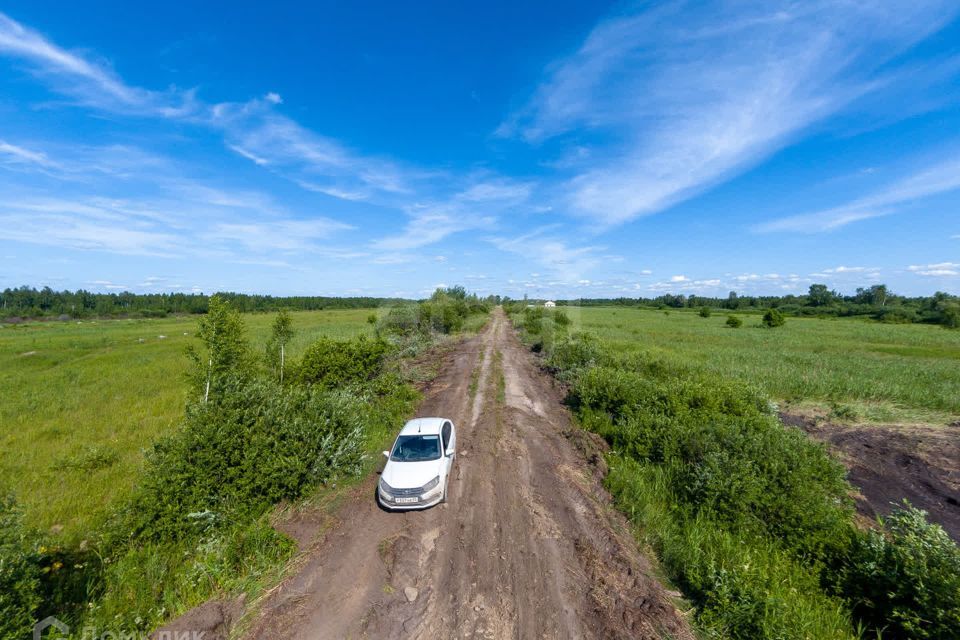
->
xmin=242 ymin=308 xmax=693 ymax=639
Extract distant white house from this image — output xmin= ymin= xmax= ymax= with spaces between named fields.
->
xmin=544 ymin=300 xmax=556 ymax=308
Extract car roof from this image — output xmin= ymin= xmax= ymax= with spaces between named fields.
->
xmin=399 ymin=417 xmax=449 ymax=436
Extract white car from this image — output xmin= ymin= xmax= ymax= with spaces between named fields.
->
xmin=378 ymin=417 xmax=456 ymax=510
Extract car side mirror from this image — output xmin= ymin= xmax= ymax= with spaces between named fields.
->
xmin=382 ymin=450 xmax=390 ymax=459
xmin=446 ymin=448 xmax=455 ymax=457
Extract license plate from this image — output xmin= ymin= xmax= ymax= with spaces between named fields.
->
xmin=395 ymin=496 xmax=419 ymax=504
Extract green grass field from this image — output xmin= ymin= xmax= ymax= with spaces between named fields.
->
xmin=565 ymin=307 xmax=960 ymax=426
xmin=0 ymin=310 xmax=375 ymax=540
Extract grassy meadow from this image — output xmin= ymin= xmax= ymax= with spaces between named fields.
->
xmin=563 ymin=306 xmax=960 ymax=425
xmin=0 ymin=309 xmax=375 ymax=541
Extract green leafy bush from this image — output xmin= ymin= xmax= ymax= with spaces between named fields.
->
xmin=0 ymin=494 xmax=42 ymax=639
xmin=120 ymin=378 xmax=368 ymax=542
xmin=725 ymin=315 xmax=743 ymax=328
xmin=606 ymin=460 xmax=855 ymax=640
xmin=839 ymin=506 xmax=960 ymax=639
xmin=545 ymin=333 xmax=605 ymax=377
xmin=699 ymin=306 xmax=712 ymax=318
xmin=377 ymin=304 xmax=421 ymax=335
xmin=762 ymin=308 xmax=786 ymax=328
xmin=941 ymin=304 xmax=960 ymax=329
xmin=297 ymin=335 xmax=391 ymax=388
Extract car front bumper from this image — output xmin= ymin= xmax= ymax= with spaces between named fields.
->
xmin=377 ymin=486 xmax=443 ymax=510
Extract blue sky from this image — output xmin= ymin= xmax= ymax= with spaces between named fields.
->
xmin=1 ymin=1 xmax=958 ymax=299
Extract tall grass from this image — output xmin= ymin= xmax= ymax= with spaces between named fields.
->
xmin=574 ymin=306 xmax=960 ymax=424
xmin=0 ymin=310 xmax=374 ymax=540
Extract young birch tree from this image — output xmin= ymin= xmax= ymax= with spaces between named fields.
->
xmin=266 ymin=309 xmax=294 ymax=383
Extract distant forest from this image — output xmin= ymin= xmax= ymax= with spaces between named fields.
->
xmin=0 ymin=286 xmax=410 ymax=320
xmin=560 ymin=284 xmax=960 ymax=328
xmin=2 ymin=284 xmax=957 ymax=328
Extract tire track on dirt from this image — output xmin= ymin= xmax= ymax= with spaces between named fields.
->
xmin=242 ymin=308 xmax=692 ymax=639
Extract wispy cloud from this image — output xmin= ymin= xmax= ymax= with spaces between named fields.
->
xmin=0 ymin=12 xmax=198 ymax=115
xmin=374 ymin=177 xmax=532 ymax=250
xmin=212 ymin=98 xmax=419 ymax=200
xmin=756 ymin=154 xmax=960 ymax=232
xmin=501 ymin=1 xmax=958 ymax=227
xmin=908 ymin=262 xmax=960 ymax=276
xmin=0 ymin=140 xmax=56 ymax=167
xmin=489 ymin=225 xmax=609 ymax=280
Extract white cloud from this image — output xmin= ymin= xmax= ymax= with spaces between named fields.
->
xmin=373 ymin=177 xmax=533 ymax=250
xmin=490 ymin=225 xmax=608 ymax=280
xmin=501 ymin=1 xmax=958 ymax=227
xmin=0 ymin=140 xmax=55 ymax=167
xmin=907 ymin=262 xmax=960 ymax=276
xmin=820 ymin=265 xmax=881 ymax=274
xmin=757 ymin=155 xmax=960 ymax=232
xmin=0 ymin=12 xmax=197 ymax=116
xmin=264 ymin=92 xmax=282 ymax=104
xmin=670 ymin=275 xmax=688 ymax=282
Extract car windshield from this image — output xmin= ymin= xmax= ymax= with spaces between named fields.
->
xmin=390 ymin=434 xmax=441 ymax=462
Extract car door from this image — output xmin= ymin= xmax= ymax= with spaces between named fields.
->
xmin=441 ymin=421 xmax=454 ymax=477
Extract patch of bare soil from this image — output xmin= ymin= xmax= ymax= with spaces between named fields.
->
xmin=237 ymin=309 xmax=692 ymax=639
xmin=783 ymin=413 xmax=960 ymax=541
xmin=150 ymin=596 xmax=245 ymax=640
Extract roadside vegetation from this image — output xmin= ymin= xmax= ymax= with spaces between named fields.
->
xmin=0 ymin=288 xmax=489 ymax=638
xmin=510 ymin=304 xmax=960 ymax=640
xmin=560 ymin=305 xmax=960 ymax=426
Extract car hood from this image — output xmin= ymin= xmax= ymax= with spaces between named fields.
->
xmin=382 ymin=459 xmax=441 ymax=489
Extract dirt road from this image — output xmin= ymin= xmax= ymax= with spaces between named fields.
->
xmin=243 ymin=309 xmax=692 ymax=639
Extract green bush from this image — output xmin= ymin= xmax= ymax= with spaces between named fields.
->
xmin=699 ymin=306 xmax=712 ymax=318
xmin=839 ymin=505 xmax=960 ymax=639
xmin=119 ymin=378 xmax=368 ymax=542
xmin=376 ymin=288 xmax=488 ymax=337
xmin=762 ymin=308 xmax=786 ymax=328
xmin=545 ymin=333 xmax=605 ymax=377
xmin=726 ymin=315 xmax=743 ymax=328
xmin=606 ymin=460 xmax=856 ymax=640
xmin=0 ymin=494 xmax=43 ymax=639
xmin=377 ymin=304 xmax=420 ymax=335
xmin=875 ymin=307 xmax=918 ymax=324
xmin=297 ymin=335 xmax=391 ymax=388
xmin=554 ymin=309 xmax=571 ymax=326
xmin=941 ymin=304 xmax=960 ymax=329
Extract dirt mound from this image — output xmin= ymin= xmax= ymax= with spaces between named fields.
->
xmin=783 ymin=413 xmax=960 ymax=541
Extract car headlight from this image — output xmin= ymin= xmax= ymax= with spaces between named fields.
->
xmin=422 ymin=476 xmax=440 ymax=492
xmin=379 ymin=478 xmax=394 ymax=495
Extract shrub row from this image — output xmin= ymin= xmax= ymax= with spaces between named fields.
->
xmin=517 ymin=311 xmax=960 ymax=639
xmin=376 ymin=286 xmax=491 ymax=337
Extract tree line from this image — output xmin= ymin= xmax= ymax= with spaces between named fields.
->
xmin=0 ymin=286 xmax=410 ymax=319
xmin=561 ymin=284 xmax=960 ymax=328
